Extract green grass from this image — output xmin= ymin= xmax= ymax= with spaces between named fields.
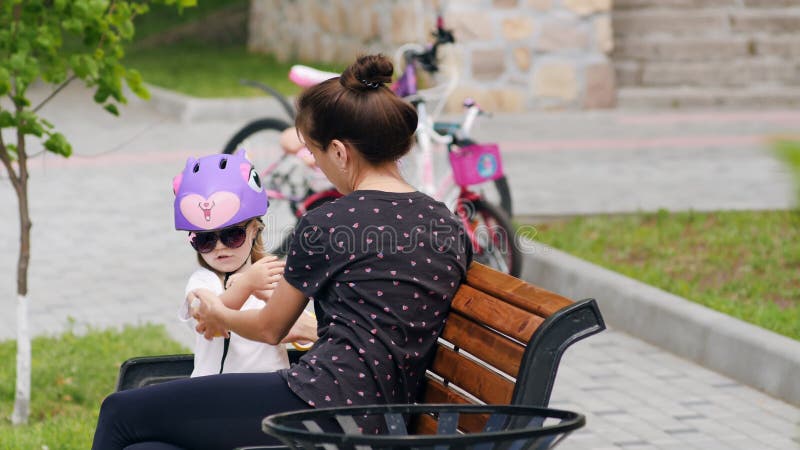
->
xmin=125 ymin=43 xmax=316 ymax=98
xmin=125 ymin=43 xmax=346 ymax=98
xmin=774 ymin=139 xmax=800 ymax=201
xmin=124 ymin=0 xmax=346 ymax=98
xmin=523 ymin=209 xmax=800 ymax=340
xmin=133 ymin=0 xmax=249 ymax=41
xmin=0 ymin=325 xmax=187 ymax=449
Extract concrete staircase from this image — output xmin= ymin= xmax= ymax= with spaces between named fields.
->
xmin=612 ymin=0 xmax=800 ymax=109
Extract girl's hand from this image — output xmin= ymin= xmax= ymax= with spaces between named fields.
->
xmin=241 ymin=256 xmax=285 ymax=300
xmin=190 ymin=289 xmax=230 ymax=340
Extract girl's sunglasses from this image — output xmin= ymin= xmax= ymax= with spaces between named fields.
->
xmin=189 ymin=225 xmax=248 ymax=254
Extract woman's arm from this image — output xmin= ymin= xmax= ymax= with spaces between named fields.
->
xmin=192 ymin=278 xmax=313 ymax=345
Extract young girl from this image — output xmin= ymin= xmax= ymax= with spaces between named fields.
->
xmin=173 ymin=149 xmax=310 ymax=376
xmin=93 ymin=54 xmax=471 ymax=449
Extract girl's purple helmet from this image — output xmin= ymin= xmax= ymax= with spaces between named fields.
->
xmin=173 ymin=149 xmax=268 ymax=231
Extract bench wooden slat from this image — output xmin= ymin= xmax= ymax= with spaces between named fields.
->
xmin=413 ymin=413 xmax=439 ymax=435
xmin=451 ymin=285 xmax=545 ymax=343
xmin=420 ymin=377 xmax=471 ymax=405
xmin=466 ymin=263 xmax=573 ymax=317
xmin=440 ymin=312 xmax=525 ymax=377
xmin=419 ymin=379 xmax=489 ymax=433
xmin=429 ymin=346 xmax=514 ymax=404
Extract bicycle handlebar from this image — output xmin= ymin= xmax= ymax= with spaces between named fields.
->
xmin=403 ymin=14 xmax=455 ymax=74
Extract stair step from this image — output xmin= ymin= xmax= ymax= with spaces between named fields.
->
xmin=617 ymin=87 xmax=800 ymax=109
xmin=615 ymin=0 xmax=738 ymax=10
xmin=613 ymin=10 xmax=800 ymax=37
xmin=615 ymin=59 xmax=800 ymax=88
xmin=615 ymin=0 xmax=800 ymax=11
xmin=614 ymin=35 xmax=800 ymax=62
xmin=613 ymin=36 xmax=752 ymax=61
xmin=612 ymin=10 xmax=731 ymax=37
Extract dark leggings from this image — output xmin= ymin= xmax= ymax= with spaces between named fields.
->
xmin=92 ymin=372 xmax=310 ymax=450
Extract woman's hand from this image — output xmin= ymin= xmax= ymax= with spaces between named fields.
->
xmin=281 ymin=310 xmax=318 ymax=346
xmin=190 ymin=289 xmax=230 ymax=340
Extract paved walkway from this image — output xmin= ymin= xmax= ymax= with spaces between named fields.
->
xmin=1 ymin=83 xmax=798 ymax=448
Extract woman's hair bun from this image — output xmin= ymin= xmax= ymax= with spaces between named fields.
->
xmin=341 ymin=54 xmax=394 ymax=91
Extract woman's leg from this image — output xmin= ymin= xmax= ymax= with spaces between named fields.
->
xmin=92 ymin=372 xmax=309 ymax=450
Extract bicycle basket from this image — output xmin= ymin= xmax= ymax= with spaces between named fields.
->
xmin=449 ymin=143 xmax=504 ymax=187
xmin=263 ymin=403 xmax=584 ymax=450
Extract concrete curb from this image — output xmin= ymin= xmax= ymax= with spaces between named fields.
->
xmin=144 ymin=84 xmax=287 ymax=123
xmin=520 ymin=240 xmax=800 ymax=407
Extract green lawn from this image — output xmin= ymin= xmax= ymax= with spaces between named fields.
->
xmin=125 ymin=43 xmax=314 ymax=98
xmin=525 ymin=209 xmax=800 ymax=340
xmin=124 ymin=0 xmax=346 ymax=98
xmin=0 ymin=325 xmax=187 ymax=449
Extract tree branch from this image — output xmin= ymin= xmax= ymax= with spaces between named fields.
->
xmin=32 ymin=75 xmax=77 ymax=113
xmin=0 ymin=130 xmax=22 ymax=195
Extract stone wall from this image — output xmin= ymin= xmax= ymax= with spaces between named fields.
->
xmin=248 ymin=0 xmax=616 ymax=112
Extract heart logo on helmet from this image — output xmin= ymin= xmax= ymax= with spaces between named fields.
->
xmin=180 ymin=192 xmax=240 ymax=229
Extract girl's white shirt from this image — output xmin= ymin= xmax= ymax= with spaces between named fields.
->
xmin=179 ymin=267 xmax=290 ymax=377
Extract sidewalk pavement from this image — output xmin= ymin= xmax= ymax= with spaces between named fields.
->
xmin=1 ymin=83 xmax=798 ymax=449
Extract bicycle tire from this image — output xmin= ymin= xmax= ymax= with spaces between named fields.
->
xmin=223 ymin=117 xmax=312 ymax=215
xmin=458 ymin=197 xmax=522 ymax=277
xmin=452 ymin=138 xmax=514 ymax=218
xmin=222 ymin=117 xmax=292 ymax=155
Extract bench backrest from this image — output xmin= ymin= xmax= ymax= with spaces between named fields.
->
xmin=415 ymin=262 xmax=605 ymax=433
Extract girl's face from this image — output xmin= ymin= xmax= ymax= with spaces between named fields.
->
xmin=199 ymin=220 xmax=259 ymax=274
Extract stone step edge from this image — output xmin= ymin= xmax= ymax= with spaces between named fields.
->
xmin=521 ymin=239 xmax=800 ymax=408
xmin=135 ymin=83 xmax=290 ymax=123
xmin=616 ymin=87 xmax=800 ymax=108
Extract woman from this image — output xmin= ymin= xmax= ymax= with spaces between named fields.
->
xmin=92 ymin=54 xmax=472 ymax=450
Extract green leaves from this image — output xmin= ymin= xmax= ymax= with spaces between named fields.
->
xmin=44 ymin=132 xmax=72 ymax=157
xmin=0 ymin=67 xmax=10 ymax=96
xmin=0 ymin=0 xmax=193 ymax=164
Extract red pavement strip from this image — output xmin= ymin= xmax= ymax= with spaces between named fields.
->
xmin=616 ymin=110 xmax=800 ymax=125
xmin=0 ymin=133 xmax=773 ymax=175
xmin=500 ymin=134 xmax=767 ymax=152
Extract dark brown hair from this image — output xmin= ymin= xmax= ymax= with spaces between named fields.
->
xmin=295 ymin=54 xmax=418 ymax=165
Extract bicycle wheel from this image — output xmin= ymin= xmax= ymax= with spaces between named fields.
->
xmin=223 ymin=118 xmax=311 ymax=214
xmin=452 ymin=138 xmax=514 ymax=218
xmin=457 ymin=197 xmax=522 ymax=277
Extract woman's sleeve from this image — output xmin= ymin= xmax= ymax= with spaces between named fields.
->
xmin=283 ymin=215 xmax=331 ymax=300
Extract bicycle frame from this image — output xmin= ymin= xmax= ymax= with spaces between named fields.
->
xmin=410 ymin=95 xmax=483 ymax=206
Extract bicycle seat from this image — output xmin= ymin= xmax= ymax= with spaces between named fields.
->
xmin=288 ymin=65 xmax=339 ymax=88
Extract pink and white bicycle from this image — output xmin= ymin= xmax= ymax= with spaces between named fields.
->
xmin=222 ymin=15 xmax=520 ymax=276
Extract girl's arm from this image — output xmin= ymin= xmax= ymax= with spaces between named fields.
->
xmin=217 ymin=256 xmax=285 ymax=310
xmin=192 ymin=278 xmax=315 ymax=345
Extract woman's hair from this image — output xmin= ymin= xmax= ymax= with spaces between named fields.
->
xmin=295 ymin=54 xmax=418 ymax=165
xmin=196 ymin=219 xmax=267 ymax=273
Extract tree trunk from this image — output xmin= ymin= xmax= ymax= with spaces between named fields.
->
xmin=11 ymin=293 xmax=30 ymax=425
xmin=10 ymin=134 xmax=31 ymax=425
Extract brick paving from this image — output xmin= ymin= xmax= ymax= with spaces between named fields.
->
xmin=0 ymin=83 xmax=797 ymax=448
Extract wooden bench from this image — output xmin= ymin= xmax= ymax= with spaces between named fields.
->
xmin=117 ymin=262 xmax=605 ymax=435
